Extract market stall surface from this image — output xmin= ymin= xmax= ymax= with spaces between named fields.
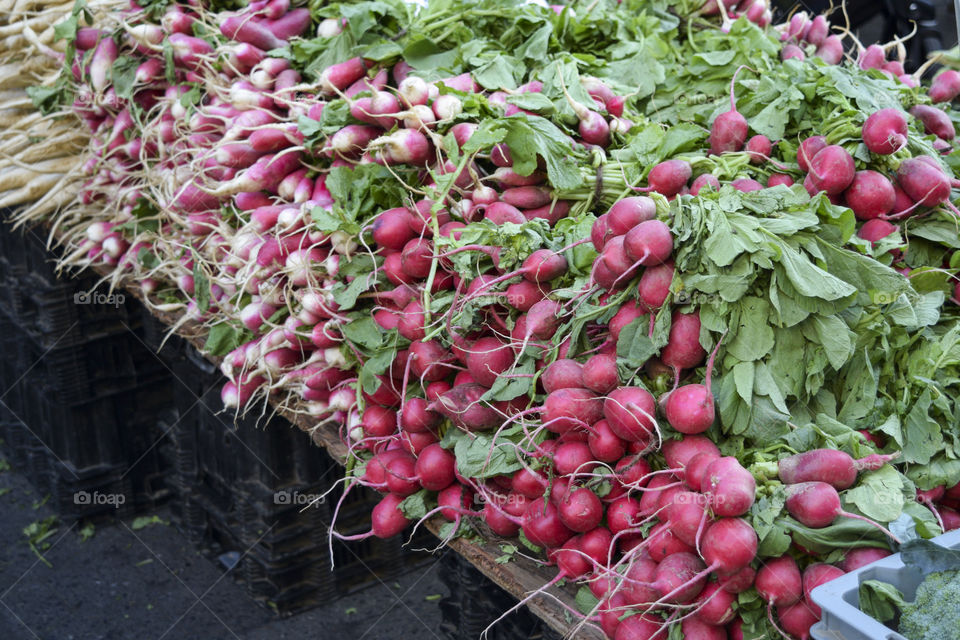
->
xmin=0 ymin=470 xmax=449 ymax=640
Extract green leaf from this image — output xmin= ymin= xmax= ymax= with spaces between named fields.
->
xmin=845 ymin=465 xmax=904 ymax=523
xmin=204 ymin=323 xmax=248 ymax=356
xmin=858 ymin=580 xmax=907 ymax=623
xmin=617 ymin=318 xmax=657 ymax=369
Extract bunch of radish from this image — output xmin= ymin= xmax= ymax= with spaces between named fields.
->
xmin=17 ymin=0 xmax=960 ymax=639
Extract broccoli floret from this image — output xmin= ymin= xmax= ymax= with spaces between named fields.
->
xmin=898 ymin=569 xmax=960 ymax=640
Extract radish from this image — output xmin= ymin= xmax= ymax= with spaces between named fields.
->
xmin=663 ymin=336 xmax=722 ymax=434
xmin=807 ymin=145 xmax=855 ymax=195
xmin=702 ymin=457 xmax=756 ymax=517
xmin=815 ymin=35 xmax=844 ymax=65
xmin=638 ymin=260 xmax=675 ymax=309
xmin=777 ymin=448 xmax=900 ymax=489
xmin=660 ymin=311 xmax=707 ymax=371
xmin=415 ymin=443 xmax=455 ymax=491
xmin=897 ymin=157 xmax=952 ymax=208
xmin=767 ymin=173 xmax=794 ymax=187
xmin=857 ymin=219 xmax=899 ymax=247
xmin=745 ymin=135 xmax=772 ymax=164
xmin=607 ymin=197 xmax=656 ymax=234
xmin=543 ymin=388 xmax=604 ymax=433
xmin=337 ymin=493 xmax=410 ymax=540
xmin=643 ymin=159 xmax=692 ymax=197
xmin=693 ymin=582 xmax=737 ymax=626
xmin=731 ymin=178 xmax=763 ymax=192
xmin=430 ymin=383 xmax=501 ymax=431
xmin=581 ymin=354 xmax=618 ymax=394
xmin=558 ymin=487 xmax=603 ymax=532
xmin=843 ymin=170 xmax=895 ymax=220
xmin=841 ymin=547 xmax=892 ymax=572
xmin=931 ymin=69 xmax=960 ymax=103
xmin=690 ymin=173 xmax=721 ymax=195
xmin=662 ymin=435 xmax=720 ymax=471
xmin=802 ymin=563 xmax=845 ymax=617
xmin=466 ymin=337 xmax=514 ymax=387
xmin=796 ymin=136 xmax=827 ymax=172
xmin=709 ymin=66 xmax=750 ymax=155
xmin=911 ymin=104 xmax=956 ymax=140
xmin=553 ymin=442 xmax=595 ymax=476
xmin=756 ymin=555 xmax=803 ymax=627
xmin=603 ymin=387 xmax=656 ymax=442
xmin=681 ymin=618 xmax=726 ymax=640
xmin=587 ymin=419 xmax=627 ymax=463
xmin=665 ymin=490 xmax=710 ymax=546
xmin=861 ymin=108 xmax=908 ymax=155
xmin=777 ymin=601 xmax=818 ymax=640
xmin=522 ymin=498 xmax=574 ymax=547
xmin=623 ymin=220 xmax=673 ymax=266
xmin=401 ymin=396 xmax=440 ymax=433
xmin=785 ymin=482 xmax=902 ymax=542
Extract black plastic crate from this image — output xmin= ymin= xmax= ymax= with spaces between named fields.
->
xmin=166 ymin=343 xmax=436 ymax=614
xmin=438 ymin=553 xmax=564 ymax=640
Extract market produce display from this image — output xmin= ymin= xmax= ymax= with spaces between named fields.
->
xmin=7 ymin=0 xmax=960 ymax=637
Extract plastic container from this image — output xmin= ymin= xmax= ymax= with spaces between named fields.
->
xmin=810 ymin=529 xmax=960 ymax=640
xmin=166 ymin=342 xmax=434 ymax=614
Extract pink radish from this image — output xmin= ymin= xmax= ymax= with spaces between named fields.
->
xmin=777 ymin=448 xmax=901 ymax=489
xmin=931 ymin=70 xmax=960 ymax=103
xmin=862 ymin=108 xmax=908 ymax=154
xmin=785 ymin=482 xmax=902 ymax=542
xmin=709 ymin=66 xmax=750 ymax=155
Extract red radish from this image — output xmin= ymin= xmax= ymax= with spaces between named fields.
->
xmin=777 ymin=601 xmax=818 ymax=640
xmin=844 ymin=170 xmax=895 ymax=220
xmin=694 ymin=583 xmax=737 ymax=625
xmin=466 ymin=337 xmax=513 ymax=387
xmin=841 ymin=547 xmax=891 ymax=572
xmin=522 ymin=498 xmax=574 ymax=547
xmin=732 ymin=178 xmax=763 ymax=192
xmin=587 ymin=420 xmax=627 ymax=463
xmin=644 ymin=159 xmax=692 ymax=197
xmin=756 ymin=556 xmax=803 ymax=607
xmin=911 ymin=104 xmax=956 ymax=140
xmin=607 ymin=197 xmax=656 ymax=234
xmin=702 ymin=457 xmax=756 ymax=517
xmin=745 ymin=135 xmax=772 ymax=163
xmin=623 ymin=220 xmax=673 ymax=266
xmin=430 ymin=384 xmax=501 ymax=431
xmin=862 ymin=109 xmax=908 ymax=154
xmin=558 ymin=487 xmax=603 ymax=532
xmin=665 ymin=491 xmax=710 ymax=546
xmin=806 ymin=14 xmax=829 ymax=45
xmin=701 ymin=517 xmax=758 ymax=574
xmin=785 ymin=482 xmax=902 ymax=542
xmin=415 ymin=443 xmax=455 ymax=491
xmin=897 ymin=157 xmax=951 ymax=207
xmin=660 ymin=311 xmax=706 ymax=371
xmin=857 ymin=219 xmax=899 ymax=246
xmin=554 ymin=441 xmax=595 ymax=475
xmin=802 ymin=563 xmax=845 ymax=617
xmin=680 ymin=618 xmax=726 ymax=640
xmin=603 ymin=387 xmax=657 ymax=442
xmin=717 ymin=565 xmax=756 ymax=594
xmin=651 ymin=551 xmax=707 ymax=603
xmin=606 ymin=495 xmax=642 ymax=535
xmin=662 ymin=435 xmax=720 ymax=471
xmin=807 ymin=145 xmax=855 ymax=195
xmin=815 ymin=35 xmax=844 ymax=65
xmin=709 ymin=66 xmax=750 ymax=155
xmin=484 ymin=201 xmax=526 ymax=225
xmin=438 ymin=484 xmax=473 ymax=521
xmin=796 ymin=136 xmax=827 ymax=172
xmin=638 ymin=260 xmax=674 ymax=309
xmin=609 ymin=301 xmax=648 ymax=342
xmin=383 ymin=453 xmax=419 ymax=496
xmin=581 ymin=354 xmax=618 ymax=394
xmin=768 ymin=173 xmax=794 ymax=187
xmin=400 ymin=397 xmax=440 ymax=433
xmin=931 ymin=70 xmax=960 ymax=103
xmin=663 ymin=335 xmax=722 ymax=434
xmin=614 ymin=614 xmax=663 ymax=640
xmin=372 ymin=207 xmax=416 ymax=250
xmin=542 ymin=359 xmax=584 ymax=392
xmin=543 ymin=388 xmax=604 ymax=433
xmin=859 ymin=44 xmax=886 ymax=70
xmin=691 ymin=173 xmax=721 ymax=195
xmin=777 ymin=448 xmax=900 ymax=490
xmin=378 ymin=129 xmax=431 ymax=165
